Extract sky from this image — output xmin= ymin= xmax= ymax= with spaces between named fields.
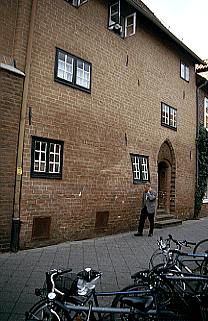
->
xmin=142 ymin=0 xmax=207 ymax=60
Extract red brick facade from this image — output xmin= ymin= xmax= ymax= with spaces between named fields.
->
xmin=0 ymin=0 xmax=205 ymax=250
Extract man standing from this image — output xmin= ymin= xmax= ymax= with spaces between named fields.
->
xmin=134 ymin=182 xmax=157 ymax=237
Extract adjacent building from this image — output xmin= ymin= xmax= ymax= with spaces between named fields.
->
xmin=0 ymin=0 xmax=205 ymax=250
xmin=196 ymin=60 xmax=208 ymax=216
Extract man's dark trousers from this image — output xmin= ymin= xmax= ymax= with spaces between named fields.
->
xmin=138 ymin=206 xmax=154 ymax=235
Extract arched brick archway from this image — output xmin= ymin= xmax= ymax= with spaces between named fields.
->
xmin=157 ymin=139 xmax=176 ymax=214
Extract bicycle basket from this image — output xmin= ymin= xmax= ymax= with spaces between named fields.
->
xmin=36 ymin=272 xmax=78 ymax=299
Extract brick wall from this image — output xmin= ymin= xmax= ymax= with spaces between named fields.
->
xmin=0 ymin=70 xmax=24 ymax=250
xmin=0 ymin=0 xmax=18 ymax=59
xmin=16 ymin=0 xmax=199 ymax=248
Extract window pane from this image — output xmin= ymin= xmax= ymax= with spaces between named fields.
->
xmin=76 ymin=60 xmax=90 ymax=89
xmin=181 ymin=62 xmax=185 ymax=78
xmin=109 ymin=2 xmax=120 ymax=26
xmin=34 ymin=161 xmax=39 ymax=171
xmin=125 ymin=13 xmax=136 ymax=37
xmin=49 ymin=143 xmax=61 ymax=173
xmin=41 ymin=142 xmax=47 ymax=151
xmin=132 ymin=156 xmax=140 ymax=180
xmin=58 ymin=51 xmax=65 ymax=61
xmin=40 ymin=162 xmax=46 ymax=172
xmin=35 ymin=141 xmax=40 ymax=150
xmin=57 ymin=51 xmax=73 ymax=82
xmin=204 ymin=177 xmax=208 ymax=200
xmin=185 ymin=65 xmax=189 ymax=81
xmin=50 ymin=153 xmax=54 ymax=162
xmin=77 ymin=60 xmax=83 ymax=69
xmin=57 ymin=69 xmax=64 ymax=79
xmin=204 ymin=97 xmax=208 ymax=129
xmin=35 ymin=151 xmax=39 ymax=161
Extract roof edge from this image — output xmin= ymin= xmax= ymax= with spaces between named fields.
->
xmin=127 ymin=0 xmax=204 ymax=65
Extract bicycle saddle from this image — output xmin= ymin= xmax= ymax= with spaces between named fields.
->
xmin=121 ymin=296 xmax=154 ymax=312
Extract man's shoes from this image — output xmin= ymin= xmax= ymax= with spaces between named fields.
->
xmin=134 ymin=232 xmax=143 ymax=236
xmin=148 ymin=233 xmax=153 ymax=237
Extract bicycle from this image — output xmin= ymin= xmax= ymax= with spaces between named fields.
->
xmin=110 ymin=235 xmax=208 ymax=321
xmin=194 ymin=239 xmax=208 ymax=274
xmin=25 ymin=267 xmax=196 ymax=321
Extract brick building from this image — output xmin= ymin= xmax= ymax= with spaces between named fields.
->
xmin=196 ymin=61 xmax=208 ymax=217
xmin=0 ymin=0 xmax=205 ymax=250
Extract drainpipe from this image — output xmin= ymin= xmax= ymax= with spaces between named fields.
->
xmin=11 ymin=0 xmax=38 ymax=252
xmin=196 ymin=79 xmax=208 ymax=188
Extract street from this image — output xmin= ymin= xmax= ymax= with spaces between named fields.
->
xmin=0 ymin=217 xmax=208 ymax=321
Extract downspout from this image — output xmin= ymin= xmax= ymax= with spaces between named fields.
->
xmin=11 ymin=0 xmax=38 ymax=252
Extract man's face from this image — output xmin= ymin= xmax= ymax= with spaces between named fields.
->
xmin=144 ymin=184 xmax=150 ymax=193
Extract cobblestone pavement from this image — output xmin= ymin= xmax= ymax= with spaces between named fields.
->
xmin=0 ymin=217 xmax=208 ymax=321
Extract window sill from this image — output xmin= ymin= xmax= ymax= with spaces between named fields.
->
xmin=54 ymin=77 xmax=91 ymax=94
xmin=161 ymin=123 xmax=177 ymax=131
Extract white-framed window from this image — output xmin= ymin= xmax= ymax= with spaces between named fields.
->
xmin=76 ymin=60 xmax=91 ymax=89
xmin=180 ymin=61 xmax=189 ymax=82
xmin=109 ymin=1 xmax=120 ymax=28
xmin=204 ymin=97 xmax=208 ymax=130
xmin=203 ymin=177 xmax=208 ymax=203
xmin=108 ymin=1 xmax=136 ymax=38
xmin=31 ymin=137 xmax=64 ymax=179
xmin=161 ymin=102 xmax=177 ymax=130
xmin=125 ymin=13 xmax=136 ymax=37
xmin=55 ymin=48 xmax=92 ymax=92
xmin=57 ymin=51 xmax=73 ymax=83
xmin=130 ymin=154 xmax=150 ymax=184
xmin=49 ymin=143 xmax=61 ymax=174
xmin=65 ymin=0 xmax=87 ymax=7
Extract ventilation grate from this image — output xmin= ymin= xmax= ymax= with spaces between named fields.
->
xmin=32 ymin=216 xmax=51 ymax=240
xmin=95 ymin=211 xmax=109 ymax=229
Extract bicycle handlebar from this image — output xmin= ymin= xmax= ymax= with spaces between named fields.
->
xmin=168 ymin=234 xmax=196 ymax=247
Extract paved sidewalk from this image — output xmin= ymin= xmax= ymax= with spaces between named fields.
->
xmin=0 ymin=217 xmax=208 ymax=321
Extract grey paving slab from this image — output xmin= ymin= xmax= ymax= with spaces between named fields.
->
xmin=0 ymin=217 xmax=207 ymax=321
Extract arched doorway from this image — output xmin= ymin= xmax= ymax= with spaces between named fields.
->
xmin=157 ymin=140 xmax=176 ymax=214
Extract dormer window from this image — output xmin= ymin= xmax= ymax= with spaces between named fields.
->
xmin=65 ymin=0 xmax=87 ymax=7
xmin=108 ymin=1 xmax=136 ymax=38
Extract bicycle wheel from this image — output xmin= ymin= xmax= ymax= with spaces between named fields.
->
xmin=149 ymin=249 xmax=167 ymax=269
xmin=25 ymin=299 xmax=65 ymax=321
xmin=193 ymin=239 xmax=208 ymax=273
xmin=110 ymin=281 xmax=152 ymax=321
xmin=25 ymin=298 xmax=86 ymax=321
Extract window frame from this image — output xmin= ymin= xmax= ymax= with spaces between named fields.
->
xmin=124 ymin=12 xmax=136 ymax=38
xmin=180 ymin=61 xmax=189 ymax=82
xmin=130 ymin=154 xmax=150 ymax=184
xmin=54 ymin=48 xmax=92 ymax=93
xmin=204 ymin=97 xmax=208 ymax=130
xmin=65 ymin=0 xmax=88 ymax=7
xmin=203 ymin=177 xmax=208 ymax=203
xmin=161 ymin=102 xmax=177 ymax=131
xmin=108 ymin=1 xmax=136 ymax=38
xmin=31 ymin=136 xmax=64 ymax=179
xmin=108 ymin=1 xmax=121 ymax=28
